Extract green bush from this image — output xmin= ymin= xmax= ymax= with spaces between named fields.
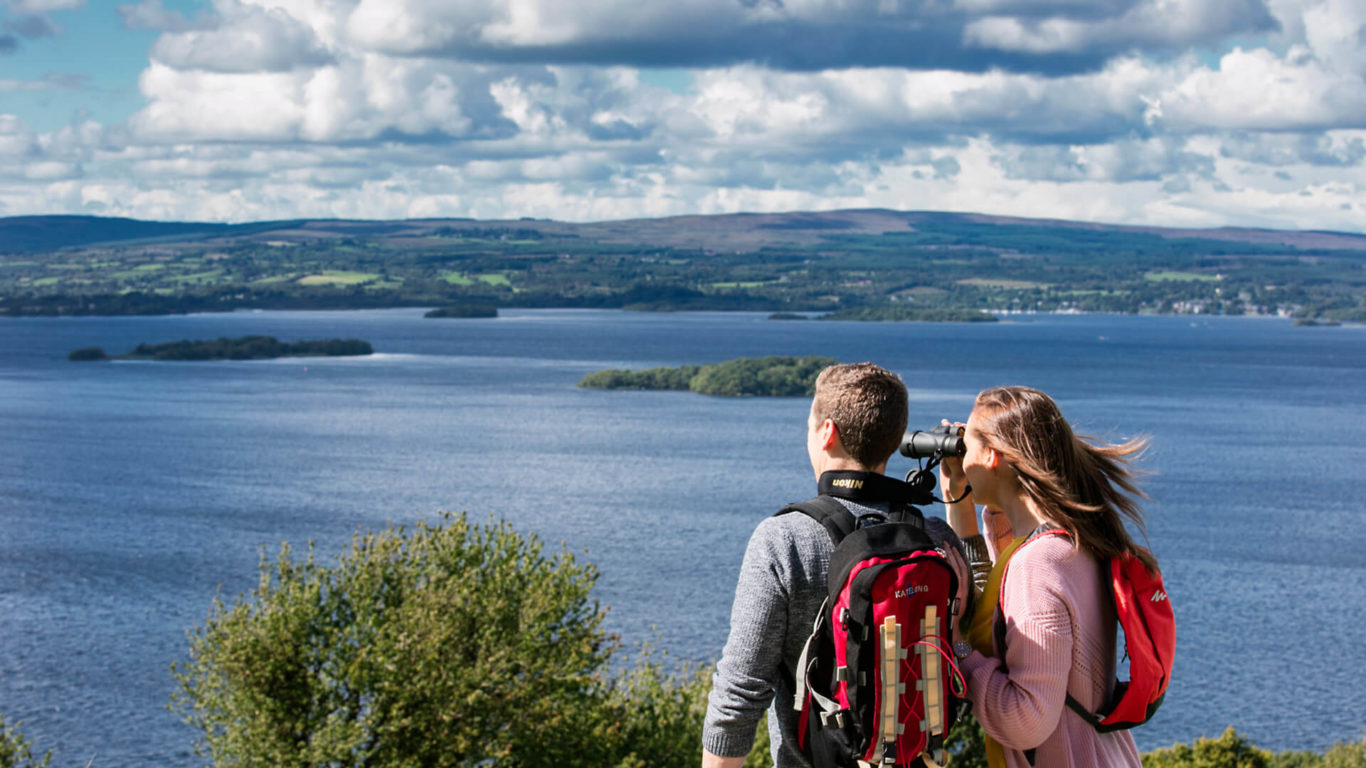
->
xmin=578 ymin=355 xmax=837 ymax=397
xmin=0 ymin=716 xmax=51 ymax=768
xmin=689 ymin=355 xmax=837 ymax=397
xmin=172 ymin=512 xmax=615 ymax=768
xmin=1320 ymin=740 xmax=1366 ymax=768
xmin=1141 ymin=728 xmax=1366 ymax=768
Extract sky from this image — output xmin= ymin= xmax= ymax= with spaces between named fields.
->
xmin=0 ymin=0 xmax=1364 ymax=231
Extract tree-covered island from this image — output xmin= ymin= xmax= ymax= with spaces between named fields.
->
xmin=424 ymin=304 xmax=498 ymax=318
xmin=579 ymin=355 xmax=837 ymax=397
xmin=69 ymin=336 xmax=373 ymax=361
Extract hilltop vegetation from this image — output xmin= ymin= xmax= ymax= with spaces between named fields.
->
xmin=424 ymin=303 xmax=498 ymax=318
xmin=579 ymin=355 xmax=837 ymax=397
xmin=69 ymin=336 xmax=373 ymax=362
xmin=2 ymin=210 xmax=1364 ymax=322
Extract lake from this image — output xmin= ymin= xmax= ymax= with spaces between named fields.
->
xmin=1 ymin=309 xmax=1363 ymax=766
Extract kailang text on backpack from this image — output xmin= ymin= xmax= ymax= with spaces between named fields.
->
xmin=1002 ymin=530 xmax=1175 ymax=733
xmin=781 ymin=497 xmax=965 ymax=767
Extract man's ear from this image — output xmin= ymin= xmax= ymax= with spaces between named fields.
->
xmin=819 ymin=419 xmax=839 ymax=451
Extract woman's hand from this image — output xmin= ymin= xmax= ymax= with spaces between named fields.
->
xmin=938 ymin=419 xmax=971 ymax=501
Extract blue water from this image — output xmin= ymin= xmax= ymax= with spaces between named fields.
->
xmin=0 ymin=309 xmax=1362 ymax=766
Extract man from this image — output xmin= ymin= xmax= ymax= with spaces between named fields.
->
xmin=701 ymin=362 xmax=979 ymax=768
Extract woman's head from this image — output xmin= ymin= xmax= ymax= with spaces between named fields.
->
xmin=966 ymin=385 xmax=1156 ymax=569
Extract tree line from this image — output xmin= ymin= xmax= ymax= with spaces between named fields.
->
xmin=578 ymin=355 xmax=838 ymax=397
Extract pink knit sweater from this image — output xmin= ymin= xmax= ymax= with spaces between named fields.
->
xmin=959 ymin=535 xmax=1143 ymax=768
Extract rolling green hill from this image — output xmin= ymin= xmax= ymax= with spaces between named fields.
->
xmin=2 ymin=210 xmax=1363 ymax=321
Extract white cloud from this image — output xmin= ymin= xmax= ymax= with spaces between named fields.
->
xmin=2 ymin=0 xmax=82 ymax=13
xmin=150 ymin=1 xmax=333 ymax=72
xmin=1155 ymin=46 xmax=1366 ymax=132
xmin=3 ymin=0 xmax=1365 ymax=235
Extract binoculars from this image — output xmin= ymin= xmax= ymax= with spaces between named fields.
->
xmin=899 ymin=424 xmax=965 ymax=460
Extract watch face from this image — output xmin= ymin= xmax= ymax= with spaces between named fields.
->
xmin=954 ymin=640 xmax=972 ymax=659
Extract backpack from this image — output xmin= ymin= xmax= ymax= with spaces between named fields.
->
xmin=781 ymin=496 xmax=964 ymax=768
xmin=1000 ymin=530 xmax=1175 ymax=733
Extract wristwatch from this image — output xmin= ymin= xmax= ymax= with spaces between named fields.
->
xmin=953 ymin=640 xmax=973 ymax=660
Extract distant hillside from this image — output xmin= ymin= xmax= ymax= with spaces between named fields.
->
xmin=2 ymin=209 xmax=1364 ymax=321
xmin=4 ymin=210 xmax=1366 ymax=254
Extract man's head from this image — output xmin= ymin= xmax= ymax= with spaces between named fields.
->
xmin=807 ymin=362 xmax=908 ymax=473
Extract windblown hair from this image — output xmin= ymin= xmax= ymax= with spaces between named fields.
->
xmin=812 ymin=362 xmax=908 ymax=468
xmin=973 ymin=385 xmax=1158 ymax=572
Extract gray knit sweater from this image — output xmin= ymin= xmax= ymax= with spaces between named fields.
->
xmin=703 ymin=497 xmax=983 ymax=767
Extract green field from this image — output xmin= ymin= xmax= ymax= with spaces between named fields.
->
xmin=298 ymin=271 xmax=380 ymax=286
xmin=477 ymin=273 xmax=511 ymax=287
xmin=1144 ymin=270 xmax=1219 ymax=282
xmin=956 ymin=278 xmax=1046 ymax=289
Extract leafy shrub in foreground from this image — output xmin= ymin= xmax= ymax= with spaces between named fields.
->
xmin=172 ymin=512 xmax=614 ymax=768
xmin=1140 ymin=727 xmax=1366 ymax=768
xmin=0 ymin=716 xmax=50 ymax=768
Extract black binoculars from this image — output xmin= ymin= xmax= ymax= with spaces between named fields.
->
xmin=899 ymin=424 xmax=966 ymax=460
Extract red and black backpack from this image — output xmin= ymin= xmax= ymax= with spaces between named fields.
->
xmin=1001 ymin=529 xmax=1175 ymax=733
xmin=780 ymin=495 xmax=965 ymax=768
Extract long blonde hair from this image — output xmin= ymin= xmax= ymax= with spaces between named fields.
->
xmin=973 ymin=385 xmax=1158 ymax=572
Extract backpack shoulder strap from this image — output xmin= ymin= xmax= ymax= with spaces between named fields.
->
xmin=997 ymin=527 xmax=1070 ymax=608
xmin=775 ymin=495 xmax=856 ymax=547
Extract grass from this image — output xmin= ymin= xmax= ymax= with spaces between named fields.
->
xmin=110 ymin=266 xmax=167 ymax=279
xmin=477 ymin=273 xmax=511 ymax=287
xmin=249 ymin=274 xmax=297 ymax=286
xmin=1145 ymin=270 xmax=1219 ymax=282
xmin=710 ymin=280 xmax=773 ymax=289
xmin=441 ymin=272 xmax=474 ymax=286
xmin=956 ymin=278 xmax=1046 ymax=289
xmin=297 ymin=271 xmax=380 ymax=286
xmin=167 ymin=270 xmax=227 ymax=284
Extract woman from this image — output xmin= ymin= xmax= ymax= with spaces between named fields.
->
xmin=942 ymin=385 xmax=1153 ymax=768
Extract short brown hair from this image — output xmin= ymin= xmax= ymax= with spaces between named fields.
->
xmin=812 ymin=362 xmax=908 ymax=467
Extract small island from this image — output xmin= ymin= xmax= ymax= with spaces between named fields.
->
xmin=579 ymin=355 xmax=837 ymax=397
xmin=820 ymin=306 xmax=999 ymax=323
xmin=424 ymin=304 xmax=498 ymax=319
xmin=69 ymin=336 xmax=373 ymax=361
xmin=768 ymin=312 xmax=810 ymax=320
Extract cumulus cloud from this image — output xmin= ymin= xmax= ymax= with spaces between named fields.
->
xmin=2 ymin=0 xmax=1364 ymax=234
xmin=1 ymin=0 xmax=81 ymax=12
xmin=149 ymin=2 xmax=333 ymax=72
xmin=964 ymin=0 xmax=1278 ymax=55
xmin=342 ymin=0 xmax=1274 ymax=74
xmin=1153 ymin=47 xmax=1366 ymax=132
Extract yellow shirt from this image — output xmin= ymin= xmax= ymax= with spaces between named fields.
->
xmin=966 ymin=536 xmax=1025 ymax=768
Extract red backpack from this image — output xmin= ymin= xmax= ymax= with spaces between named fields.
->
xmin=1002 ymin=530 xmax=1175 ymax=732
xmin=782 ymin=496 xmax=965 ymax=767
